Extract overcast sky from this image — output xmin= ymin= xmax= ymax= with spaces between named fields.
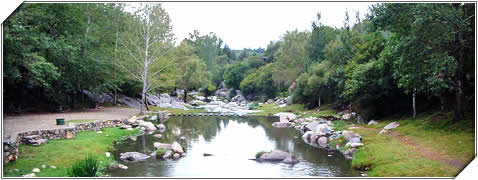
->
xmin=161 ymin=2 xmax=375 ymax=50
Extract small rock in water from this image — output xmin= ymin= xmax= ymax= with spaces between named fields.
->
xmin=97 ymin=131 xmax=103 ymax=134
xmin=14 ymin=169 xmax=19 ymax=172
xmin=180 ymin=136 xmax=186 ymax=140
xmin=50 ymin=166 xmax=56 ymax=169
xmin=41 ymin=164 xmax=46 ymax=168
xmin=118 ymin=164 xmax=128 ymax=170
xmin=32 ymin=168 xmax=40 ymax=173
xmin=106 ymin=152 xmax=111 ymax=157
xmin=173 ymin=153 xmax=181 ymax=159
xmin=153 ymin=134 xmax=162 ymax=138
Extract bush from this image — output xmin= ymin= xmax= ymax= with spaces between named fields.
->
xmin=156 ymin=148 xmax=168 ymax=156
xmin=68 ymin=155 xmax=99 ymax=177
xmin=255 ymin=151 xmax=269 ymax=159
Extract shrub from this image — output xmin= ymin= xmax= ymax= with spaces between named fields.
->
xmin=68 ymin=155 xmax=99 ymax=177
xmin=156 ymin=148 xmax=168 ymax=156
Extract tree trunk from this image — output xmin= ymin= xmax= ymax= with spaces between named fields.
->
xmin=140 ymin=13 xmax=152 ymax=115
xmin=70 ymin=92 xmax=76 ymax=110
xmin=412 ymin=88 xmax=416 ymax=119
xmin=184 ymin=89 xmax=188 ymax=103
xmin=452 ymin=4 xmax=465 ymax=122
xmin=145 ymin=95 xmax=150 ymax=111
xmin=440 ymin=95 xmax=448 ymax=113
xmin=318 ymin=97 xmax=321 ymax=107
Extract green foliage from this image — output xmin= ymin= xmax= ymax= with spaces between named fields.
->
xmin=224 ymin=62 xmax=251 ymax=89
xmin=156 ymin=148 xmax=168 ymax=156
xmin=68 ymin=155 xmax=99 ymax=177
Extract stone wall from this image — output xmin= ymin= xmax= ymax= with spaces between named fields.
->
xmin=3 ymin=119 xmax=127 ymax=164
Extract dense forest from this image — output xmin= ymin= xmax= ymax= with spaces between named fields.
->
xmin=3 ymin=3 xmax=475 ymax=122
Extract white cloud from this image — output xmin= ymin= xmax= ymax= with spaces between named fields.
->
xmin=161 ymin=2 xmax=375 ymax=49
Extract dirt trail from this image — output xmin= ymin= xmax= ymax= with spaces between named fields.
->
xmin=357 ymin=127 xmax=466 ymax=168
xmin=3 ymin=107 xmax=140 ymax=141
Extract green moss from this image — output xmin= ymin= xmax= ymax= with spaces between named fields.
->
xmin=3 ymin=127 xmax=141 ymax=177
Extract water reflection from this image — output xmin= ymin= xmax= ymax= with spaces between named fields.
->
xmin=109 ymin=116 xmax=359 ymax=177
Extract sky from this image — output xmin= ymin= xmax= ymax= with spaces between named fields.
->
xmin=161 ymin=2 xmax=375 ymax=50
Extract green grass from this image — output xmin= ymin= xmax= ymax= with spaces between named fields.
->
xmin=65 ymin=119 xmax=99 ymax=125
xmin=149 ymin=107 xmax=208 ymax=114
xmin=350 ymin=111 xmax=474 ymax=177
xmin=251 ymin=104 xmax=305 ymax=116
xmin=331 ymin=120 xmax=351 ymax=131
xmin=3 ymin=127 xmax=141 ymax=177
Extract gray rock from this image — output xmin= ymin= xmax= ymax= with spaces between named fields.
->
xmin=349 ymin=136 xmax=361 ymax=143
xmin=282 ymin=155 xmax=299 ymax=164
xmin=318 ymin=136 xmax=328 ymax=148
xmin=171 ymin=142 xmax=184 ymax=154
xmin=259 ymin=150 xmax=291 ymax=161
xmin=203 ymin=153 xmax=213 ymax=156
xmin=41 ymin=165 xmax=46 ymax=168
xmin=379 ymin=129 xmax=388 ymax=135
xmin=117 ymin=96 xmax=142 ymax=109
xmin=172 ymin=153 xmax=181 ymax=159
xmin=384 ymin=122 xmax=400 ymax=130
xmin=49 ymin=166 xmax=56 ymax=169
xmin=347 ymin=142 xmax=364 ymax=148
xmin=157 ymin=124 xmax=166 ymax=132
xmin=344 ymin=148 xmax=357 ymax=159
xmin=120 ymin=125 xmax=132 ymax=129
xmin=153 ymin=134 xmax=162 ymax=138
xmin=154 ymin=142 xmax=171 ymax=150
xmin=367 ymin=120 xmax=378 ymax=126
xmin=302 ymin=131 xmax=314 ymax=141
xmin=272 ymin=122 xmax=293 ymax=128
xmin=32 ymin=168 xmax=40 ymax=173
xmin=119 ymin=152 xmax=151 ymax=162
xmin=22 ymin=173 xmax=36 ymax=177
xmin=162 ymin=150 xmax=173 ymax=158
xmin=118 ymin=164 xmax=128 ymax=170
xmin=342 ymin=131 xmax=356 ymax=142
xmin=305 ymin=121 xmax=320 ymax=132
xmin=29 ymin=139 xmax=48 ymax=146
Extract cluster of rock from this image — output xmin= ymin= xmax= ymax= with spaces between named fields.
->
xmin=200 ymin=100 xmax=262 ymax=116
xmin=152 ymin=142 xmax=185 ymax=159
xmin=124 ymin=113 xmax=169 ymax=132
xmin=273 ymin=112 xmax=365 ymax=160
xmin=338 ymin=110 xmax=366 ymax=124
xmin=256 ymin=150 xmax=299 ymax=164
xmin=272 ymin=96 xmax=292 ymax=107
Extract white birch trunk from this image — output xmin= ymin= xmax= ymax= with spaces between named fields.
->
xmin=140 ymin=13 xmax=151 ymax=114
xmin=318 ymin=97 xmax=321 ymax=107
xmin=412 ymin=88 xmax=416 ymax=119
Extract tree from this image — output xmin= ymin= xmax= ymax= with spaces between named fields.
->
xmin=117 ymin=3 xmax=174 ymax=114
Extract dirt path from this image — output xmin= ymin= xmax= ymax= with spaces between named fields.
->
xmin=356 ymin=126 xmax=466 ymax=168
xmin=2 ymin=107 xmax=140 ymax=141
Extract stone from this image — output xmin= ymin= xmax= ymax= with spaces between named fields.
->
xmin=171 ymin=142 xmax=184 ymax=154
xmin=118 ymin=164 xmax=128 ymax=170
xmin=153 ymin=134 xmax=162 ymax=138
xmin=140 ymin=121 xmax=157 ymax=131
xmin=305 ymin=121 xmax=320 ymax=132
xmin=318 ymin=136 xmax=328 ymax=148
xmin=29 ymin=139 xmax=48 ymax=146
xmin=316 ymin=123 xmax=332 ymax=135
xmin=282 ymin=155 xmax=299 ymax=164
xmin=120 ymin=125 xmax=132 ymax=129
xmin=23 ymin=173 xmax=36 ymax=177
xmin=32 ymin=168 xmax=40 ymax=173
xmin=349 ymin=136 xmax=361 ymax=143
xmin=50 ymin=166 xmax=56 ymax=169
xmin=344 ymin=148 xmax=357 ymax=159
xmin=157 ymin=124 xmax=166 ymax=132
xmin=119 ymin=152 xmax=151 ymax=162
xmin=150 ymin=115 xmax=158 ymax=121
xmin=162 ymin=150 xmax=174 ymax=158
xmin=302 ymin=131 xmax=314 ymax=141
xmin=346 ymin=142 xmax=364 ymax=148
xmin=274 ymin=112 xmax=297 ymax=121
xmin=379 ymin=129 xmax=388 ymax=135
xmin=127 ymin=116 xmax=138 ymax=124
xmin=272 ymin=121 xmax=293 ymax=128
xmin=180 ymin=136 xmax=186 ymax=140
xmin=203 ymin=153 xmax=213 ymax=156
xmin=14 ymin=169 xmax=19 ymax=172
xmin=154 ymin=142 xmax=171 ymax=150
xmin=342 ymin=131 xmax=356 ymax=142
xmin=97 ymin=131 xmax=103 ymax=134
xmin=66 ymin=131 xmax=75 ymax=139
xmin=129 ymin=136 xmax=137 ymax=141
xmin=117 ymin=96 xmax=142 ymax=109
xmin=126 ymin=128 xmax=134 ymax=131
xmin=173 ymin=153 xmax=181 ymax=159
xmin=384 ymin=122 xmax=400 ymax=130
xmin=41 ymin=165 xmax=46 ymax=168
xmin=259 ymin=150 xmax=290 ymax=161
xmin=367 ymin=120 xmax=378 ymax=126
xmin=106 ymin=152 xmax=111 ymax=157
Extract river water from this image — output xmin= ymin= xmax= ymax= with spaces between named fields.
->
xmin=108 ymin=116 xmax=359 ymax=177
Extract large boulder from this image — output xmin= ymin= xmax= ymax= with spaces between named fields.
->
xmin=158 ymin=93 xmax=189 ymax=110
xmin=154 ymin=142 xmax=171 ymax=150
xmin=119 ymin=152 xmax=151 ymax=162
xmin=231 ymin=94 xmax=246 ymax=102
xmin=305 ymin=121 xmax=320 ymax=132
xmin=316 ymin=123 xmax=332 ymax=135
xmin=117 ymin=96 xmax=142 ymax=109
xmin=171 ymin=142 xmax=184 ymax=154
xmin=272 ymin=122 xmax=294 ymax=128
xmin=274 ymin=112 xmax=297 ymax=122
xmin=318 ymin=136 xmax=328 ymax=148
xmin=259 ymin=150 xmax=290 ymax=161
xmin=367 ymin=120 xmax=378 ymax=126
xmin=157 ymin=124 xmax=166 ymax=132
xmin=139 ymin=121 xmax=156 ymax=131
xmin=146 ymin=93 xmax=161 ymax=106
xmin=343 ymin=148 xmax=357 ymax=159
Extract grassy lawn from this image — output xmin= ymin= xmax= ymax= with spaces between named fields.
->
xmin=148 ymin=106 xmax=208 ymax=114
xmin=65 ymin=119 xmax=99 ymax=125
xmin=350 ymin=111 xmax=474 ymax=177
xmin=252 ymin=103 xmax=305 ymax=116
xmin=3 ymin=127 xmax=141 ymax=177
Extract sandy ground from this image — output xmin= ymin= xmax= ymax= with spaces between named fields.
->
xmin=2 ymin=107 xmax=140 ymax=141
